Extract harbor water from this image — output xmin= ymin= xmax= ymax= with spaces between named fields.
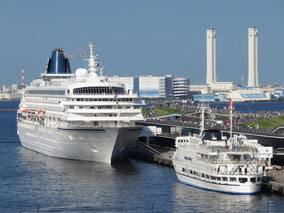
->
xmin=0 ymin=101 xmax=284 ymax=212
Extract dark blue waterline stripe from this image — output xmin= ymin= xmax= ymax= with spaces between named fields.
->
xmin=179 ymin=180 xmax=258 ymax=195
xmin=57 ymin=128 xmax=105 ymax=132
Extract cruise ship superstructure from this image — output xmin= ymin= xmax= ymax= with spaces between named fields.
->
xmin=17 ymin=43 xmax=144 ymax=163
xmin=173 ymin=106 xmax=273 ymax=194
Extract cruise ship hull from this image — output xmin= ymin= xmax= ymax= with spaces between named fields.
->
xmin=17 ymin=120 xmax=142 ymax=163
xmin=175 ymin=172 xmax=261 ymax=195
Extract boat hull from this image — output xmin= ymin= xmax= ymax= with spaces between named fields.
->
xmin=17 ymin=120 xmax=142 ymax=163
xmin=175 ymin=172 xmax=261 ymax=195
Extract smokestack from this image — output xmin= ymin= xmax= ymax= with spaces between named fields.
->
xmin=22 ymin=66 xmax=24 ymax=86
xmin=248 ymin=27 xmax=258 ymax=88
xmin=206 ymin=29 xmax=217 ymax=84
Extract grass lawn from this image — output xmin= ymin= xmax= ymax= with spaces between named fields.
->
xmin=142 ymin=108 xmax=148 ymax=117
xmin=245 ymin=116 xmax=284 ymax=129
xmin=155 ymin=108 xmax=181 ymax=116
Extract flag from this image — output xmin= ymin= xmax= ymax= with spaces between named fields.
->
xmin=228 ymin=98 xmax=233 ymax=110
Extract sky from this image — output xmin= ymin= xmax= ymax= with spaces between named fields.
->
xmin=0 ymin=0 xmax=284 ymax=86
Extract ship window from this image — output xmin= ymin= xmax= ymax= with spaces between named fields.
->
xmin=182 ymin=168 xmax=185 ymax=172
xmin=217 ymin=177 xmax=221 ymax=181
xmin=202 ymin=173 xmax=205 ymax=178
xmin=233 ymin=155 xmax=241 ymax=161
xmin=206 ymin=175 xmax=209 ymax=179
xmin=210 ymin=176 xmax=216 ymax=180
xmin=90 ymin=107 xmax=94 ymax=109
xmin=26 ymin=90 xmax=65 ymax=95
xmin=67 ymin=89 xmax=70 ymax=94
xmin=94 ymin=121 xmax=98 ymax=126
xmin=257 ymin=177 xmax=261 ymax=182
xmin=250 ymin=178 xmax=256 ymax=183
xmin=222 ymin=177 xmax=228 ymax=181
xmin=239 ymin=178 xmax=248 ymax=183
xmin=83 ymin=86 xmax=119 ymax=94
xmin=230 ymin=177 xmax=237 ymax=182
xmin=189 ymin=170 xmax=192 ymax=174
xmin=193 ymin=171 xmax=196 ymax=175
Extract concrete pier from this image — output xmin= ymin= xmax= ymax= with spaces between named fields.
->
xmin=263 ymin=167 xmax=284 ymax=195
xmin=130 ymin=142 xmax=174 ymax=167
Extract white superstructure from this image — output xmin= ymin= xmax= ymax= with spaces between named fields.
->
xmin=17 ymin=43 xmax=144 ymax=163
xmin=248 ymin=27 xmax=258 ymax=88
xmin=173 ymin=106 xmax=272 ymax=194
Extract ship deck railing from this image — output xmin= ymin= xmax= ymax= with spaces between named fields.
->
xmin=196 ymin=156 xmax=266 ymax=165
xmin=198 ymin=144 xmax=258 ymax=154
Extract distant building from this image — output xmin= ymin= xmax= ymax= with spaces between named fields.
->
xmin=0 ymin=84 xmax=26 ymax=101
xmin=108 ymin=76 xmax=139 ymax=95
xmin=138 ymin=75 xmax=172 ymax=99
xmin=227 ymin=90 xmax=270 ymax=102
xmin=173 ymin=77 xmax=190 ymax=98
xmin=108 ymin=75 xmax=189 ymax=99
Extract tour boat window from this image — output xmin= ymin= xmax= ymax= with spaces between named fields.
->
xmin=206 ymin=175 xmax=209 ymax=179
xmin=250 ymin=178 xmax=256 ymax=183
xmin=239 ymin=178 xmax=248 ymax=183
xmin=230 ymin=177 xmax=237 ymax=182
xmin=216 ymin=177 xmax=221 ymax=181
xmin=222 ymin=177 xmax=228 ymax=181
xmin=189 ymin=170 xmax=193 ymax=174
xmin=210 ymin=176 xmax=216 ymax=180
xmin=93 ymin=122 xmax=98 ymax=126
xmin=233 ymin=155 xmax=241 ymax=161
xmin=182 ymin=168 xmax=185 ymax=172
xmin=257 ymin=177 xmax=261 ymax=182
xmin=202 ymin=173 xmax=205 ymax=178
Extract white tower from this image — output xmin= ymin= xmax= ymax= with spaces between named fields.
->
xmin=206 ymin=29 xmax=217 ymax=84
xmin=248 ymin=27 xmax=258 ymax=88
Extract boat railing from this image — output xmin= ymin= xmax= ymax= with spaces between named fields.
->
xmin=199 ymin=144 xmax=257 ymax=153
xmin=196 ymin=156 xmax=266 ymax=165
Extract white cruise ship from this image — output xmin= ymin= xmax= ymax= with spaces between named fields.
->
xmin=173 ymin=107 xmax=273 ymax=194
xmin=17 ymin=43 xmax=144 ymax=163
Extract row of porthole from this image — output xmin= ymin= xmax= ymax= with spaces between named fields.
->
xmin=181 ymin=168 xmax=260 ymax=183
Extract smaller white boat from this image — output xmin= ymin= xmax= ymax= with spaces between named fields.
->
xmin=173 ymin=104 xmax=273 ymax=194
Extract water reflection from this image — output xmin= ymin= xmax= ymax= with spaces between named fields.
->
xmin=173 ymin=181 xmax=284 ymax=212
xmin=16 ymin=147 xmax=144 ymax=212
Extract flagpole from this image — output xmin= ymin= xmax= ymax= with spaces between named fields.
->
xmin=230 ymin=99 xmax=233 ymax=140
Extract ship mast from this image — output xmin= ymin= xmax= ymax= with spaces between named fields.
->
xmin=86 ymin=42 xmax=100 ymax=80
xmin=200 ymin=102 xmax=205 ymax=136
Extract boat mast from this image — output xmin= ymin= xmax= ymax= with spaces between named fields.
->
xmin=200 ymin=102 xmax=205 ymax=136
xmin=229 ymin=99 xmax=233 ymax=139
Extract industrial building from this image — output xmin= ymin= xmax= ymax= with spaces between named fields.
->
xmin=191 ymin=27 xmax=272 ymax=102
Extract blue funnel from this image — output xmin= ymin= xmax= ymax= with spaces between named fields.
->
xmin=46 ymin=48 xmax=71 ymax=74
